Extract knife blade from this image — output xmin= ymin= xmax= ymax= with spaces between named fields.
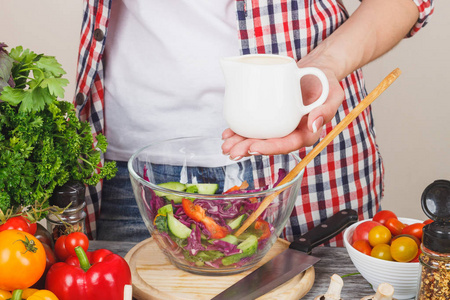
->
xmin=212 ymin=208 xmax=358 ymax=300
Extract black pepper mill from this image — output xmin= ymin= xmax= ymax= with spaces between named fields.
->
xmin=46 ymin=181 xmax=87 ymax=242
xmin=417 ymin=179 xmax=450 ymax=300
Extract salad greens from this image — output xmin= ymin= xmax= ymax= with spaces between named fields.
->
xmin=0 ymin=43 xmax=117 ymax=217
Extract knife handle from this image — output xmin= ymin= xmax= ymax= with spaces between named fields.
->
xmin=289 ymin=209 xmax=358 ymax=254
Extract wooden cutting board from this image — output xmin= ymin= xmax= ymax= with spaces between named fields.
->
xmin=124 ymin=238 xmax=315 ymax=300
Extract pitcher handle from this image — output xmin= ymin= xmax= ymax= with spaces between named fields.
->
xmin=296 ymin=67 xmax=329 ymax=113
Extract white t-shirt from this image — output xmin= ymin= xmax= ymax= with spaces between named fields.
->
xmin=104 ymin=0 xmax=239 ymax=161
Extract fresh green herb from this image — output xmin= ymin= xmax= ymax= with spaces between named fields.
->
xmin=0 ymin=44 xmax=117 ymax=216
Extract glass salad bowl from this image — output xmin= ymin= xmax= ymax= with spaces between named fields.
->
xmin=128 ymin=136 xmax=304 ymax=275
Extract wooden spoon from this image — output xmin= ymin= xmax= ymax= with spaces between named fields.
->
xmin=235 ymin=68 xmax=402 ymax=237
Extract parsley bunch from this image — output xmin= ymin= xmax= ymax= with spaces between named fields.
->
xmin=0 ymin=44 xmax=117 ymax=216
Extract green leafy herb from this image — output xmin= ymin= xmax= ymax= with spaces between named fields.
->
xmin=0 ymin=44 xmax=117 ymax=216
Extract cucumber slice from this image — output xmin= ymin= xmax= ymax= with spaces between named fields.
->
xmin=155 ymin=182 xmax=186 ymax=203
xmin=185 ymin=183 xmax=219 ymax=195
xmin=220 ymin=235 xmax=239 ymax=245
xmin=222 ymin=235 xmax=258 ymax=266
xmin=167 ymin=213 xmax=192 ymax=239
xmin=227 ymin=214 xmax=246 ymax=230
xmin=157 ymin=204 xmax=173 ymax=216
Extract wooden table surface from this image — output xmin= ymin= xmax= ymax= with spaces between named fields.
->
xmin=90 ymin=240 xmax=374 ymax=300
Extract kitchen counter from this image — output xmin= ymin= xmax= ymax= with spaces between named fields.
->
xmin=90 ymin=240 xmax=376 ymax=299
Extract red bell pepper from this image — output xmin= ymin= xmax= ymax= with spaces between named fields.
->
xmin=45 ymin=247 xmax=132 ymax=300
xmin=182 ymin=198 xmax=229 ymax=239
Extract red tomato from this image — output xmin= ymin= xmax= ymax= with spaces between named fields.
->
xmin=423 ymin=219 xmax=433 ymax=225
xmin=55 ymin=232 xmax=89 ymax=261
xmin=352 ymin=220 xmax=382 ymax=243
xmin=385 ymin=218 xmax=406 ymax=236
xmin=352 ymin=240 xmax=372 ymax=255
xmin=64 ymin=232 xmax=89 ymax=256
xmin=411 ymin=247 xmax=422 ymax=263
xmin=0 ymin=216 xmax=31 ymax=233
xmin=373 ymin=210 xmax=397 ymax=225
xmin=402 ymin=223 xmax=425 ymax=241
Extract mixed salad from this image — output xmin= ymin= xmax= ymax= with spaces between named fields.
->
xmin=147 ymin=169 xmax=286 ymax=269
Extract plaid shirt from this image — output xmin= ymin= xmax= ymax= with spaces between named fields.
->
xmin=75 ymin=0 xmax=434 ymax=241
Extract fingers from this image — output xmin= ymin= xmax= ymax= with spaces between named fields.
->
xmin=221 ymin=116 xmax=326 ymax=158
xmin=305 ymin=78 xmax=345 ymax=133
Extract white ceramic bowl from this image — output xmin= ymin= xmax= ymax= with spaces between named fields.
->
xmin=343 ymin=217 xmax=422 ymax=299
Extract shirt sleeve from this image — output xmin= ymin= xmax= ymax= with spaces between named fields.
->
xmin=408 ymin=0 xmax=435 ymax=37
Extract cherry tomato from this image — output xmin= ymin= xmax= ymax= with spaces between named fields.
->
xmin=371 ymin=244 xmax=393 ymax=261
xmin=352 ymin=220 xmax=382 ymax=243
xmin=423 ymin=219 xmax=433 ymax=225
xmin=402 ymin=223 xmax=425 ymax=241
xmin=385 ymin=218 xmax=406 ymax=236
xmin=368 ymin=225 xmax=392 ymax=247
xmin=0 ymin=230 xmax=46 ymax=291
xmin=54 ymin=232 xmax=89 ymax=261
xmin=352 ymin=239 xmax=372 ymax=255
xmin=390 ymin=236 xmax=418 ymax=262
xmin=373 ymin=210 xmax=397 ymax=225
xmin=411 ymin=247 xmax=422 ymax=263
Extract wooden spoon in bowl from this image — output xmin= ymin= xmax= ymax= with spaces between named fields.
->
xmin=234 ymin=68 xmax=402 ymax=237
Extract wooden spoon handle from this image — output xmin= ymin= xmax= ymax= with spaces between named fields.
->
xmin=234 ymin=68 xmax=402 ymax=237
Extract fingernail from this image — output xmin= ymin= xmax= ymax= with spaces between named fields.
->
xmin=231 ymin=156 xmax=242 ymax=161
xmin=312 ymin=116 xmax=324 ymax=133
xmin=248 ymin=151 xmax=260 ymax=155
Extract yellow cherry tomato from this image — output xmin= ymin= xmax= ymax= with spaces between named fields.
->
xmin=368 ymin=225 xmax=392 ymax=247
xmin=390 ymin=236 xmax=419 ymax=262
xmin=371 ymin=244 xmax=394 ymax=261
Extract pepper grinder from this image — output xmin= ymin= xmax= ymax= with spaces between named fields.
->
xmin=417 ymin=179 xmax=450 ymax=300
xmin=46 ymin=181 xmax=87 ymax=242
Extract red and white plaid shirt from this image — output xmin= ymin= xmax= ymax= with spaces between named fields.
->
xmin=75 ymin=0 xmax=434 ymax=242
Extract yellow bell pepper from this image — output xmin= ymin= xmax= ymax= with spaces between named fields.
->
xmin=0 ymin=289 xmax=12 ymax=300
xmin=9 ymin=289 xmax=59 ymax=300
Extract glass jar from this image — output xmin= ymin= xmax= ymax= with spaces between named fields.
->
xmin=46 ymin=181 xmax=87 ymax=242
xmin=417 ymin=180 xmax=450 ymax=299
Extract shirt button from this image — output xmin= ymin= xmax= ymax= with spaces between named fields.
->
xmin=93 ymin=28 xmax=104 ymax=41
xmin=75 ymin=93 xmax=84 ymax=105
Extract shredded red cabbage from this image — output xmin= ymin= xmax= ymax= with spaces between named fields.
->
xmin=185 ymin=225 xmax=205 ymax=256
xmin=207 ymin=240 xmax=242 ymax=256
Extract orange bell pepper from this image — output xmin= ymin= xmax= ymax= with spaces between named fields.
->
xmin=182 ymin=198 xmax=229 ymax=239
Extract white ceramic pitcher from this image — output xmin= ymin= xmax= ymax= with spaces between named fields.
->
xmin=220 ymin=54 xmax=329 ymax=139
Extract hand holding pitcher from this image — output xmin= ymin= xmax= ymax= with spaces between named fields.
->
xmin=220 ymin=54 xmax=329 ymax=139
